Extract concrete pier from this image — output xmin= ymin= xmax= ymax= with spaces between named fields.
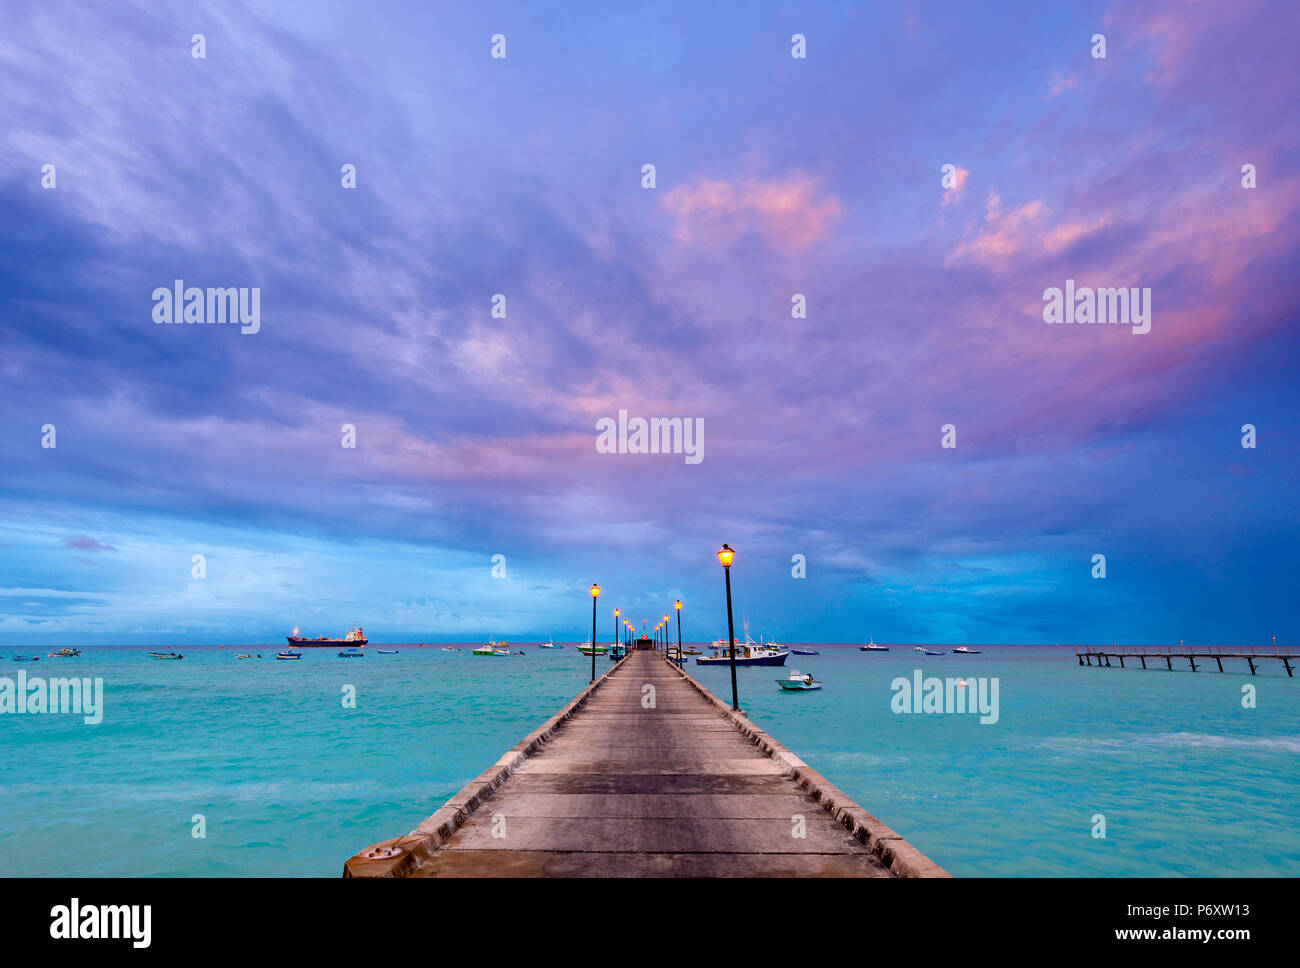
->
xmin=344 ymin=649 xmax=947 ymax=878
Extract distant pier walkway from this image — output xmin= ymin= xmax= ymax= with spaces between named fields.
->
xmin=345 ymin=649 xmax=946 ymax=877
xmin=1077 ymin=645 xmax=1297 ymax=676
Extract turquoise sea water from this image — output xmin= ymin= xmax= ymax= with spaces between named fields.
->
xmin=1 ymin=643 xmax=1297 ymax=876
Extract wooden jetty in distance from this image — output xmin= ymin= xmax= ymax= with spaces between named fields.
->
xmin=1077 ymin=644 xmax=1297 ymax=677
xmin=344 ymin=649 xmax=947 ymax=878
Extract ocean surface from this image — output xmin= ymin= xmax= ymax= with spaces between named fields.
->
xmin=2 ymin=643 xmax=1297 ymax=877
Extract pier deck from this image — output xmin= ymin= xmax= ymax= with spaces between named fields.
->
xmin=345 ymin=649 xmax=946 ymax=878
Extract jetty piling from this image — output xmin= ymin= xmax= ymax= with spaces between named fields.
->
xmin=1075 ymin=645 xmax=1297 ymax=676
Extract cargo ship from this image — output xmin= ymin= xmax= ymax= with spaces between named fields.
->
xmin=285 ymin=626 xmax=367 ymax=648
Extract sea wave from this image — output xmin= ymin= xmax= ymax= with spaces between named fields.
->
xmin=1038 ymin=732 xmax=1300 ymax=754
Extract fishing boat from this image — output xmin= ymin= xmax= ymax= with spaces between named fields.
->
xmin=539 ymin=636 xmax=561 ymax=649
xmin=285 ymin=625 xmax=367 ymax=648
xmin=47 ymin=648 xmax=81 ymax=658
xmin=376 ymin=649 xmax=399 ymax=654
xmin=791 ymin=648 xmax=820 ymax=655
xmin=235 ymin=653 xmax=254 ymax=659
xmin=12 ymin=655 xmax=39 ymax=662
xmin=473 ymin=638 xmax=503 ymax=656
xmin=275 ymin=650 xmax=302 ymax=661
xmin=914 ymin=646 xmax=946 ymax=656
xmin=577 ymin=641 xmax=608 ymax=656
xmin=681 ymin=646 xmax=703 ymax=655
xmin=338 ymin=648 xmax=365 ymax=658
xmin=776 ymin=669 xmax=822 ymax=691
xmin=148 ymin=651 xmax=183 ymax=660
xmin=859 ymin=636 xmax=889 ymax=652
xmin=698 ymin=621 xmax=790 ymax=667
xmin=952 ymin=646 xmax=983 ymax=655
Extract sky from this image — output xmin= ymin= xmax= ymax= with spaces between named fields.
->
xmin=1 ymin=0 xmax=1297 ymax=645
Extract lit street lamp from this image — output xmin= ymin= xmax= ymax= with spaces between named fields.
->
xmin=717 ymin=544 xmax=739 ymax=710
xmin=589 ymin=584 xmax=600 ymax=682
xmin=675 ymin=600 xmax=683 ymax=668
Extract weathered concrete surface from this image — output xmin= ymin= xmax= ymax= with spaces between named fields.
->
xmin=344 ymin=650 xmax=948 ymax=878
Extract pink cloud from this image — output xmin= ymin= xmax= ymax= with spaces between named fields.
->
xmin=65 ymin=536 xmax=116 ymax=552
xmin=1047 ymin=72 xmax=1078 ymax=98
xmin=662 ymin=174 xmax=842 ymax=249
xmin=946 ymin=191 xmax=1115 ymax=269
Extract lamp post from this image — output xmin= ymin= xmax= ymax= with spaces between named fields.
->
xmin=614 ymin=608 xmax=620 ymax=657
xmin=675 ymin=600 xmax=683 ymax=668
xmin=717 ymin=544 xmax=739 ymax=710
xmin=589 ymin=584 xmax=600 ymax=682
xmin=663 ymin=614 xmax=670 ymax=661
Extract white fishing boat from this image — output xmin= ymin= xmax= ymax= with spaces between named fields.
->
xmin=776 ymin=669 xmax=822 ymax=691
xmin=952 ymin=646 xmax=982 ymax=654
xmin=697 ymin=624 xmax=789 ymax=667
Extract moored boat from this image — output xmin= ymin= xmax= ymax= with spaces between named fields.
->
xmin=698 ymin=621 xmax=790 ymax=666
xmin=276 ymin=650 xmax=302 ymax=660
xmin=776 ymin=669 xmax=822 ymax=691
xmin=696 ymin=643 xmax=789 ymax=667
xmin=860 ymin=636 xmax=889 ymax=652
xmin=376 ymin=649 xmax=399 ymax=654
xmin=12 ymin=655 xmax=40 ymax=662
xmin=148 ymin=651 xmax=183 ymax=660
xmin=952 ymin=646 xmax=983 ymax=654
xmin=47 ymin=648 xmax=81 ymax=658
xmin=914 ymin=645 xmax=946 ymax=656
xmin=791 ymin=648 xmax=820 ymax=655
xmin=338 ymin=648 xmax=365 ymax=658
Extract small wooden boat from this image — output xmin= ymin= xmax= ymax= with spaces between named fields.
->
xmin=376 ymin=649 xmax=399 ymax=654
xmin=914 ymin=646 xmax=946 ymax=656
xmin=12 ymin=655 xmax=40 ymax=662
xmin=276 ymin=650 xmax=302 ymax=660
xmin=777 ymin=670 xmax=822 ymax=691
xmin=338 ymin=649 xmax=365 ymax=658
xmin=148 ymin=651 xmax=184 ymax=660
xmin=235 ymin=653 xmax=254 ymax=659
